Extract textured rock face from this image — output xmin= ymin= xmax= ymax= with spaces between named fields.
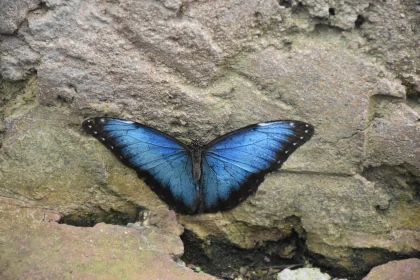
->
xmin=1 ymin=0 xmax=419 ymax=279
xmin=363 ymin=258 xmax=420 ymax=280
xmin=0 ymin=197 xmax=216 ymax=280
xmin=0 ymin=0 xmax=41 ymax=34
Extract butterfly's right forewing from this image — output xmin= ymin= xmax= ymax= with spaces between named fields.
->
xmin=83 ymin=118 xmax=200 ymax=214
xmin=201 ymin=121 xmax=314 ymax=213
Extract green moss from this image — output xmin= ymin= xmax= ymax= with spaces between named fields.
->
xmin=0 ymin=75 xmax=39 ymax=120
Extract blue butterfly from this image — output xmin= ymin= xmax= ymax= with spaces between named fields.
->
xmin=82 ymin=118 xmax=314 ymax=215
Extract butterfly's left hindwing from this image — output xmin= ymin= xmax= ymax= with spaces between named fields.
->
xmin=82 ymin=118 xmax=200 ymax=214
xmin=201 ymin=121 xmax=314 ymax=213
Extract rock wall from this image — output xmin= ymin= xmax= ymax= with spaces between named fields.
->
xmin=1 ymin=0 xmax=419 ymax=278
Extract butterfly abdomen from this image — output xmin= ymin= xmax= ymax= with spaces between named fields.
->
xmin=190 ymin=148 xmax=203 ymax=181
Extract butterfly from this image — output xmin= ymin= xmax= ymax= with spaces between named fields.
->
xmin=82 ymin=118 xmax=314 ymax=215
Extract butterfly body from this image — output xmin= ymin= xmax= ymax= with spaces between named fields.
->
xmin=189 ymin=141 xmax=204 ymax=181
xmin=82 ymin=118 xmax=314 ymax=215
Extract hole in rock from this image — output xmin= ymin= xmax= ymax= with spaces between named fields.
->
xmin=59 ymin=207 xmax=142 ymax=227
xmin=404 ymin=86 xmax=420 ymax=114
xmin=180 ymin=228 xmax=309 ymax=279
xmin=414 ymin=181 xmax=420 ymax=202
xmin=329 ymin=8 xmax=335 ymax=15
xmin=355 ymin=15 xmax=365 ymax=28
xmin=278 ymin=0 xmax=292 ymax=8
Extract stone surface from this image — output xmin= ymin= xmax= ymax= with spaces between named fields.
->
xmin=0 ymin=0 xmax=419 ymax=279
xmin=363 ymin=258 xmax=420 ymax=280
xmin=0 ymin=106 xmax=165 ymax=215
xmin=0 ymin=0 xmax=41 ymax=34
xmin=277 ymin=267 xmax=331 ymax=280
xmin=0 ymin=197 xmax=216 ymax=280
xmin=149 ymin=209 xmax=185 ymax=236
xmin=0 ymin=37 xmax=40 ymax=81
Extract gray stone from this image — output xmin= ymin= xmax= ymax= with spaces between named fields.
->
xmin=0 ymin=0 xmax=41 ymax=34
xmin=0 ymin=37 xmax=40 ymax=80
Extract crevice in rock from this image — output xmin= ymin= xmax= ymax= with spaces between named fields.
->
xmin=277 ymin=0 xmax=292 ymax=8
xmin=282 ymin=169 xmax=353 ymax=178
xmin=180 ymin=227 xmax=309 ymax=279
xmin=27 ymin=0 xmax=50 ymax=17
xmin=292 ymin=1 xmax=307 ymax=14
xmin=401 ymin=77 xmax=420 ymax=114
xmin=181 ymin=211 xmax=420 ymax=279
xmin=312 ymin=23 xmax=345 ymax=35
xmin=406 ymin=93 xmax=420 ymax=115
xmin=314 ymin=248 xmax=418 ymax=280
xmin=59 ymin=205 xmax=143 ymax=227
xmin=355 ymin=15 xmax=365 ymax=28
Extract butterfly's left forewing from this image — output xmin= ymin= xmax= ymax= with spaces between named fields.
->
xmin=201 ymin=121 xmax=314 ymax=213
xmin=83 ymin=118 xmax=200 ymax=214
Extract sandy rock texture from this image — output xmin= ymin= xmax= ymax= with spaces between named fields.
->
xmin=0 ymin=197 xmax=216 ymax=280
xmin=363 ymin=258 xmax=420 ymax=280
xmin=1 ymin=0 xmax=419 ymax=279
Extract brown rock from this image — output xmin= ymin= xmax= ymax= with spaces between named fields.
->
xmin=149 ymin=208 xmax=185 ymax=236
xmin=0 ymin=198 xmax=216 ymax=280
xmin=363 ymin=258 xmax=420 ymax=280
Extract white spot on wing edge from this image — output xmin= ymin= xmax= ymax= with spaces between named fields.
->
xmin=257 ymin=122 xmax=273 ymax=127
xmin=258 ymin=121 xmax=300 ymax=127
xmin=119 ymin=120 xmax=134 ymax=124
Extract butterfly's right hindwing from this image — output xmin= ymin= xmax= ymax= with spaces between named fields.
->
xmin=83 ymin=118 xmax=200 ymax=214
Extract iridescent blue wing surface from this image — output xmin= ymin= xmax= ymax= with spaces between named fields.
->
xmin=200 ymin=121 xmax=314 ymax=213
xmin=82 ymin=118 xmax=200 ymax=214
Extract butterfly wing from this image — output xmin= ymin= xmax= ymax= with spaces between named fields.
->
xmin=82 ymin=118 xmax=200 ymax=214
xmin=201 ymin=120 xmax=314 ymax=213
